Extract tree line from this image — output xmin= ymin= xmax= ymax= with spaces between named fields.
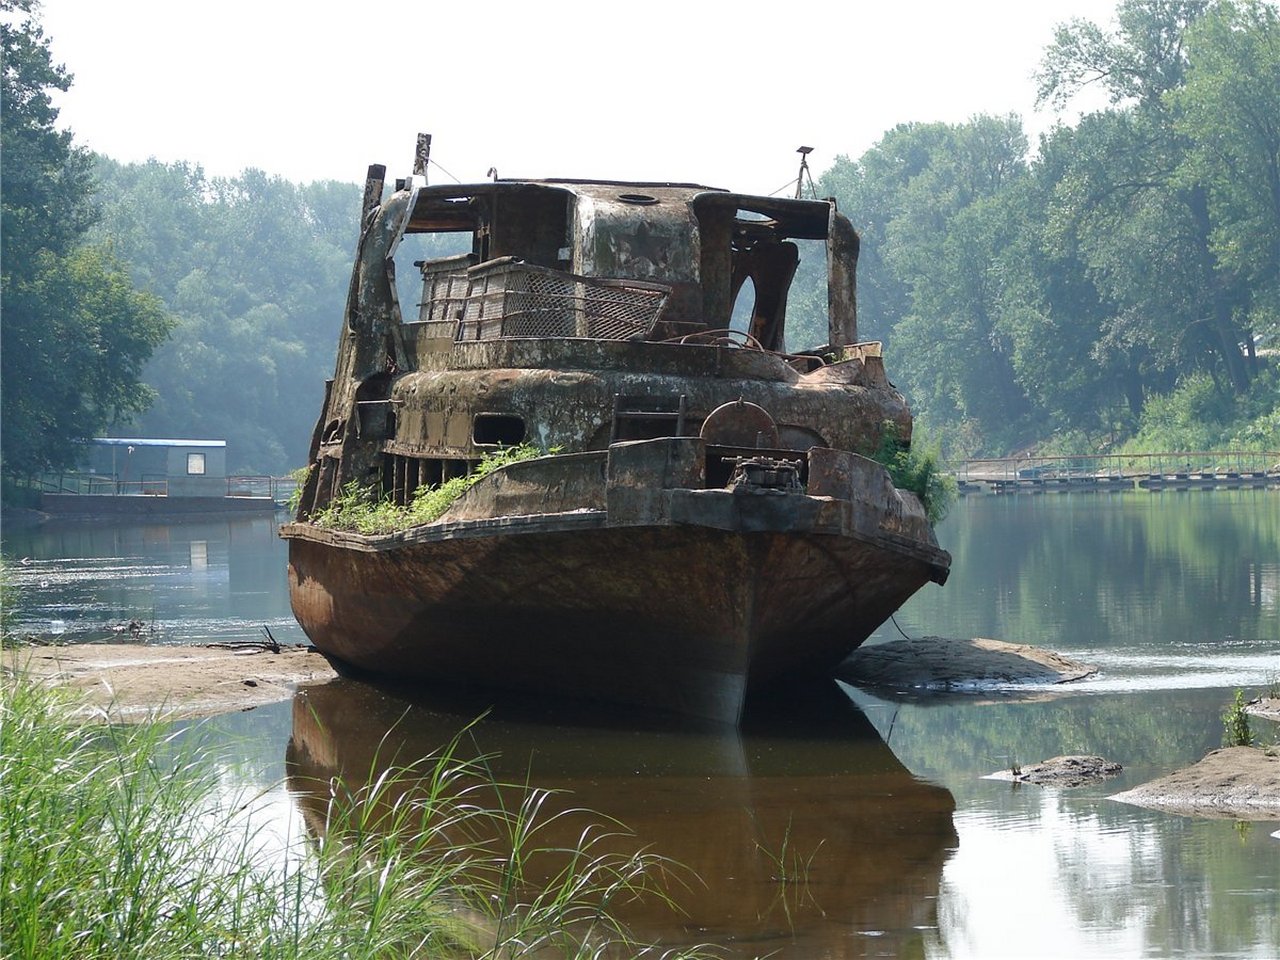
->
xmin=791 ymin=0 xmax=1279 ymax=456
xmin=2 ymin=0 xmax=1276 ymax=484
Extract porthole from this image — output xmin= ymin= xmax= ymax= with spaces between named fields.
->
xmin=473 ymin=413 xmax=527 ymax=447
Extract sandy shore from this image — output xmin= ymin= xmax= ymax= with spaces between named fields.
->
xmin=1249 ymin=697 xmax=1280 ymax=723
xmin=1111 ymin=746 xmax=1280 ymax=819
xmin=1106 ymin=699 xmax=1280 ymax=820
xmin=3 ymin=642 xmax=337 ymax=721
xmin=14 ymin=635 xmax=1095 ymax=722
xmin=840 ymin=639 xmax=1279 ymax=819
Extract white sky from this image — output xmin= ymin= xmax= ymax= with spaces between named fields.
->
xmin=39 ymin=0 xmax=1118 ymax=193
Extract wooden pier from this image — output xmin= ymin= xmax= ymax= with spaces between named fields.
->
xmin=949 ymin=451 xmax=1279 ymax=495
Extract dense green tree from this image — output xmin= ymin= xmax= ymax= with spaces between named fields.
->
xmin=798 ymin=0 xmax=1280 ymax=460
xmin=1037 ymin=0 xmax=1253 ymax=398
xmin=986 ymin=132 xmax=1121 ymax=440
xmin=1171 ymin=0 xmax=1280 ymax=359
xmin=811 ymin=117 xmax=1039 ymax=452
xmin=89 ymin=158 xmax=362 ymax=472
xmin=1037 ymin=0 xmax=1211 ymax=110
xmin=887 ymin=116 xmax=1034 ymax=451
xmin=814 ymin=123 xmax=958 ymax=350
xmin=1 ymin=1 xmax=173 ymax=477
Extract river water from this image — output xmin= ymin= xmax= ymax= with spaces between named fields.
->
xmin=4 ymin=489 xmax=1279 ymax=959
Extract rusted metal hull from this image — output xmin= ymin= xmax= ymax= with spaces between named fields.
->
xmin=285 ymin=478 xmax=947 ymax=724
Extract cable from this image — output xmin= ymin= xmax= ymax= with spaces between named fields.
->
xmin=428 ymin=158 xmax=462 ymax=184
xmin=766 ymin=177 xmax=799 ymax=198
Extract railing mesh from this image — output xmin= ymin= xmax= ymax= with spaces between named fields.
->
xmin=419 ymin=259 xmax=668 ymax=341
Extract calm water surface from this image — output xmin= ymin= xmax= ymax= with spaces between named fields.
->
xmin=4 ymin=490 xmax=1278 ymax=959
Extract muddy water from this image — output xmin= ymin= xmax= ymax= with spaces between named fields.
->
xmin=4 ymin=489 xmax=1279 ymax=958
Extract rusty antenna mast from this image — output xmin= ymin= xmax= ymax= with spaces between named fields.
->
xmin=794 ymin=146 xmax=815 ymax=199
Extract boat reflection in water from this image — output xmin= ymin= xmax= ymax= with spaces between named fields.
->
xmin=286 ymin=679 xmax=957 ymax=958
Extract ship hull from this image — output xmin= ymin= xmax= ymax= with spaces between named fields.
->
xmin=285 ymin=458 xmax=948 ymax=725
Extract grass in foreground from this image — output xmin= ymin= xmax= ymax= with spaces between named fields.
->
xmin=0 ymin=671 xmax=704 ymax=959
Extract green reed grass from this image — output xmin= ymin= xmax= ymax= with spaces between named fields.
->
xmin=0 ymin=671 xmax=706 ymax=959
xmin=1222 ymin=689 xmax=1254 ymax=748
xmin=754 ymin=817 xmax=824 ymax=929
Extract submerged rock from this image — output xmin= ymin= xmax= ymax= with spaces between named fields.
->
xmin=840 ymin=636 xmax=1097 ymax=691
xmin=987 ymin=755 xmax=1123 ymax=788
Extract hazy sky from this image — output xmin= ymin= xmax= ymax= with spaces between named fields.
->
xmin=39 ymin=0 xmax=1119 ymax=193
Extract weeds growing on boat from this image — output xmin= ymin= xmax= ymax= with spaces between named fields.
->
xmin=285 ymin=464 xmax=312 ymax=513
xmin=0 ymin=671 xmax=706 ymax=959
xmin=1222 ymin=689 xmax=1253 ymax=747
xmin=311 ymin=444 xmax=542 ymax=534
xmin=867 ymin=421 xmax=956 ymax=525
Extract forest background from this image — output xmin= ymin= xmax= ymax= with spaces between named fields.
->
xmin=2 ymin=0 xmax=1278 ymax=481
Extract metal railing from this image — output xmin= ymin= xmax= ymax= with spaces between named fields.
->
xmin=225 ymin=475 xmax=276 ymax=499
xmin=36 ymin=474 xmax=168 ymax=496
xmin=33 ymin=473 xmax=296 ymax=502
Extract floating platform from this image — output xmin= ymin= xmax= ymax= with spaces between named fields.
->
xmin=956 ymin=469 xmax=1277 ymax=495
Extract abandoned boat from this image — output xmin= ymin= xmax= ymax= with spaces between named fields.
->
xmin=281 ymin=141 xmax=951 ymax=724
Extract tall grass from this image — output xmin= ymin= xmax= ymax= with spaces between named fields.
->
xmin=0 ymin=672 xmax=704 ymax=959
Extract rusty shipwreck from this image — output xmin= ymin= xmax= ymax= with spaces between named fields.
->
xmin=282 ymin=143 xmax=951 ymax=724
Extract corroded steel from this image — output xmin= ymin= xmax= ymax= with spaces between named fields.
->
xmin=282 ymin=139 xmax=950 ymax=723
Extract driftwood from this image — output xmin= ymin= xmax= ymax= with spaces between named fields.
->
xmin=203 ymin=626 xmax=282 ymax=654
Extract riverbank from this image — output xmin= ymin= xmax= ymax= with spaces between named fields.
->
xmin=2 ymin=642 xmax=336 ymax=720
xmin=840 ymin=638 xmax=1280 ymax=817
xmin=1111 ymin=745 xmax=1280 ymax=819
xmin=8 ymin=636 xmax=1094 ymax=723
xmin=7 ymin=641 xmax=1279 ymax=823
